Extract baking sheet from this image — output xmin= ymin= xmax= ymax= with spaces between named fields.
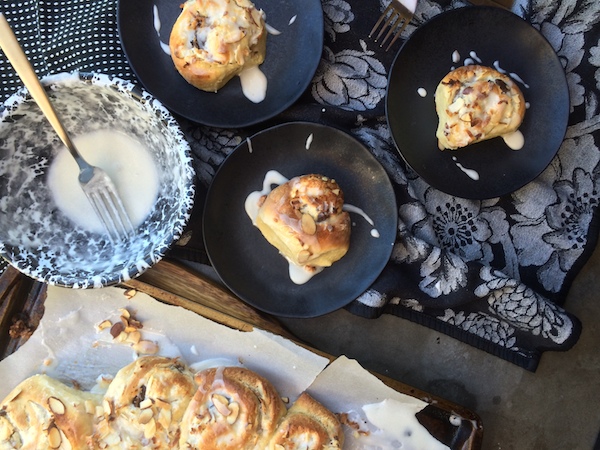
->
xmin=0 ymin=285 xmax=461 ymax=449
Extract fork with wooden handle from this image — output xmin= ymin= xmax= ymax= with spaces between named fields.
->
xmin=0 ymin=13 xmax=134 ymax=243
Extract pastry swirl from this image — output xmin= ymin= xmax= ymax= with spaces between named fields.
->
xmin=169 ymin=0 xmax=267 ymax=92
xmin=435 ymin=65 xmax=526 ymax=150
xmin=267 ymin=392 xmax=344 ymax=450
xmin=0 ymin=374 xmax=100 ymax=450
xmin=255 ymin=174 xmax=351 ymax=269
xmin=179 ymin=366 xmax=287 ymax=450
xmin=90 ymin=356 xmax=197 ymax=449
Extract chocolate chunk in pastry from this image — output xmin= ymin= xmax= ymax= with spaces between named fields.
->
xmin=91 ymin=356 xmax=197 ymax=449
xmin=255 ymin=174 xmax=351 ymax=270
xmin=435 ymin=65 xmax=526 ymax=150
xmin=0 ymin=374 xmax=100 ymax=450
xmin=169 ymin=0 xmax=267 ymax=92
xmin=267 ymin=392 xmax=344 ymax=450
xmin=179 ymin=366 xmax=287 ymax=450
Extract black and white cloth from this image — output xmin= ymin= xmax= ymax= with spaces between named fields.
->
xmin=1 ymin=0 xmax=599 ymax=371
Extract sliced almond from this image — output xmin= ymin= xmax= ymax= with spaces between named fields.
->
xmin=154 ymin=398 xmax=171 ymax=410
xmin=301 ymin=213 xmax=317 ymax=235
xmin=119 ymin=308 xmax=131 ymax=319
xmin=0 ymin=417 xmax=13 ymax=441
xmin=226 ymin=402 xmax=240 ymax=424
xmin=109 ymin=322 xmax=125 ymax=339
xmin=84 ymin=400 xmax=96 ymax=415
xmin=297 ymin=250 xmax=311 ymax=264
xmin=123 ymin=289 xmax=137 ymax=299
xmin=47 ymin=425 xmax=62 ymax=448
xmin=103 ymin=399 xmax=113 ymax=416
xmin=125 ymin=330 xmax=141 ymax=344
xmin=144 ymin=418 xmax=156 ymax=440
xmin=48 ymin=397 xmax=66 ymax=415
xmin=139 ymin=398 xmax=153 ymax=410
xmin=134 ymin=340 xmax=159 ymax=355
xmin=158 ymin=408 xmax=172 ymax=429
xmin=138 ymin=408 xmax=154 ymax=425
xmin=96 ymin=319 xmax=112 ymax=331
xmin=211 ymin=394 xmax=231 ymax=416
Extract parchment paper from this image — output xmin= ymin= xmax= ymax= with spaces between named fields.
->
xmin=0 ymin=286 xmax=449 ymax=449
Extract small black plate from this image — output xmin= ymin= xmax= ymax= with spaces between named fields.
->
xmin=386 ymin=6 xmax=569 ymax=199
xmin=117 ymin=0 xmax=323 ymax=128
xmin=203 ymin=122 xmax=397 ymax=318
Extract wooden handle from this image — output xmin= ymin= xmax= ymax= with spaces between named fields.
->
xmin=122 ymin=259 xmax=298 ymax=341
xmin=0 ymin=14 xmax=76 ymax=154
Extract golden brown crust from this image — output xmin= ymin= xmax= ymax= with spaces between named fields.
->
xmin=435 ymin=65 xmax=526 ymax=150
xmin=267 ymin=392 xmax=344 ymax=450
xmin=255 ymin=174 xmax=351 ymax=269
xmin=179 ymin=366 xmax=287 ymax=450
xmin=0 ymin=374 xmax=100 ymax=450
xmin=169 ymin=0 xmax=267 ymax=92
xmin=90 ymin=356 xmax=197 ymax=449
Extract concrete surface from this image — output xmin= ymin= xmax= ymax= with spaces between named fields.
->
xmin=279 ymin=238 xmax=600 ymax=449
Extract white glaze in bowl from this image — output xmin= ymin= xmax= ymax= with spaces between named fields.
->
xmin=0 ymin=72 xmax=195 ymax=288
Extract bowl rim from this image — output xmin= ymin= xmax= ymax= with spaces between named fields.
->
xmin=0 ymin=71 xmax=196 ymax=288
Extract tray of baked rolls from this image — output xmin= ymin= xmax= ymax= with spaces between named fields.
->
xmin=0 ymin=259 xmax=483 ymax=449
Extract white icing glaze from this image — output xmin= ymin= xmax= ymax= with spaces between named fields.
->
xmin=47 ymin=129 xmax=159 ymax=234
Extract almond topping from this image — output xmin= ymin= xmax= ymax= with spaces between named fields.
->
xmin=103 ymin=399 xmax=113 ymax=416
xmin=0 ymin=417 xmax=13 ymax=441
xmin=139 ymin=398 xmax=153 ymax=410
xmin=154 ymin=398 xmax=171 ymax=410
xmin=301 ymin=214 xmax=317 ymax=235
xmin=96 ymin=320 xmax=112 ymax=331
xmin=84 ymin=400 xmax=96 ymax=415
xmin=48 ymin=397 xmax=66 ymax=415
xmin=144 ymin=418 xmax=156 ymax=440
xmin=138 ymin=408 xmax=154 ymax=425
xmin=126 ymin=330 xmax=141 ymax=344
xmin=47 ymin=425 xmax=61 ymax=448
xmin=297 ymin=250 xmax=311 ymax=264
xmin=226 ymin=402 xmax=240 ymax=424
xmin=119 ymin=308 xmax=131 ymax=319
xmin=134 ymin=340 xmax=159 ymax=355
xmin=211 ymin=394 xmax=231 ymax=416
xmin=158 ymin=408 xmax=172 ymax=429
xmin=123 ymin=289 xmax=137 ymax=299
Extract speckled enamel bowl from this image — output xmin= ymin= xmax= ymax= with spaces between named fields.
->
xmin=0 ymin=72 xmax=195 ymax=288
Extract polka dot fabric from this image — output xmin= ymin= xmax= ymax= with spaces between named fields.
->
xmin=0 ymin=0 xmax=135 ymax=102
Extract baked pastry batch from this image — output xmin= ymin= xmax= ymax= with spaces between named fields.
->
xmin=0 ymin=356 xmax=344 ymax=449
xmin=435 ymin=64 xmax=526 ymax=150
xmin=169 ymin=0 xmax=267 ymax=92
xmin=254 ymin=174 xmax=351 ymax=272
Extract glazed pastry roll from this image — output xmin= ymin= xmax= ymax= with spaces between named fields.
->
xmin=90 ymin=356 xmax=197 ymax=449
xmin=255 ymin=174 xmax=351 ymax=270
xmin=267 ymin=392 xmax=344 ymax=450
xmin=179 ymin=366 xmax=287 ymax=450
xmin=0 ymin=374 xmax=100 ymax=450
xmin=435 ymin=65 xmax=526 ymax=150
xmin=169 ymin=0 xmax=267 ymax=92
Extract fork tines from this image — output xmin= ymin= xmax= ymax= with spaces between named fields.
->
xmin=84 ymin=169 xmax=135 ymax=243
xmin=369 ymin=2 xmax=413 ymax=51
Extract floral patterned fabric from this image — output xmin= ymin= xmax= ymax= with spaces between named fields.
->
xmin=1 ymin=0 xmax=598 ymax=370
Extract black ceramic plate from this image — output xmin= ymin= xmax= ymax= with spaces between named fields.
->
xmin=386 ymin=6 xmax=569 ymax=199
xmin=117 ymin=0 xmax=323 ymax=128
xmin=203 ymin=122 xmax=397 ymax=318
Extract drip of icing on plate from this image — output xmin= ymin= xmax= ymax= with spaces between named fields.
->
xmin=244 ymin=136 xmax=380 ymax=284
xmin=151 ymin=4 xmax=286 ymax=104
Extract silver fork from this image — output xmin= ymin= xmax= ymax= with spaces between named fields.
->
xmin=369 ymin=0 xmax=415 ymax=51
xmin=0 ymin=14 xmax=134 ymax=243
